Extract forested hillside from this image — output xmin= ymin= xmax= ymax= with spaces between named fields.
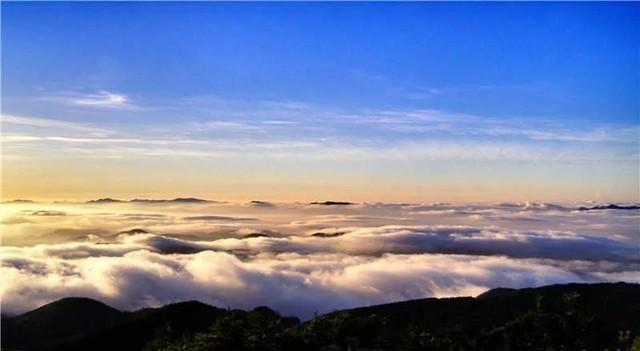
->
xmin=2 ymin=283 xmax=639 ymax=351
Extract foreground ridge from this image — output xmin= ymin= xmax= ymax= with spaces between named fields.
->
xmin=2 ymin=282 xmax=639 ymax=351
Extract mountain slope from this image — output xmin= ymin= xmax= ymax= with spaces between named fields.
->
xmin=2 ymin=283 xmax=639 ymax=351
xmin=341 ymin=282 xmax=640 ymax=338
xmin=1 ymin=297 xmax=124 ymax=349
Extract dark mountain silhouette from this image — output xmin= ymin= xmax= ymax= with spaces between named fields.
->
xmin=309 ymin=201 xmax=355 ymax=206
xmin=242 ymin=233 xmax=270 ymax=239
xmin=29 ymin=210 xmax=67 ymax=216
xmin=339 ymin=282 xmax=640 ymax=336
xmin=171 ymin=197 xmax=208 ymax=203
xmin=2 ymin=283 xmax=639 ymax=351
xmin=86 ymin=198 xmax=124 ymax=203
xmin=183 ymin=215 xmax=256 ymax=221
xmin=311 ymin=231 xmax=347 ymax=238
xmin=3 ymin=199 xmax=35 ymax=203
xmin=130 ymin=197 xmax=209 ymax=203
xmin=577 ymin=204 xmax=640 ymax=211
xmin=86 ymin=197 xmax=210 ymax=204
xmin=248 ymin=200 xmax=275 ymax=207
xmin=117 ymin=228 xmax=150 ymax=235
xmin=1 ymin=297 xmax=123 ymax=350
xmin=2 ymin=300 xmax=228 ymax=351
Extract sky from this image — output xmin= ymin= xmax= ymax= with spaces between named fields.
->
xmin=2 ymin=2 xmax=639 ymax=202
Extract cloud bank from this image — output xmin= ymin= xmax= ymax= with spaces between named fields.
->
xmin=1 ymin=201 xmax=638 ymax=318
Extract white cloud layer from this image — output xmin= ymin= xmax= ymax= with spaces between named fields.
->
xmin=1 ymin=201 xmax=638 ymax=318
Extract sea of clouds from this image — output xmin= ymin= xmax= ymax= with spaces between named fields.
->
xmin=1 ymin=200 xmax=638 ymax=318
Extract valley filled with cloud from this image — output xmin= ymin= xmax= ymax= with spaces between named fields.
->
xmin=1 ymin=200 xmax=638 ymax=318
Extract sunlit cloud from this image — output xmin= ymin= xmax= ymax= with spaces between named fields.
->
xmin=1 ymin=201 xmax=637 ymax=317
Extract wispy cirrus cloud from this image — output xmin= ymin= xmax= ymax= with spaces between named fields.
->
xmin=477 ymin=125 xmax=640 ymax=143
xmin=2 ymin=98 xmax=637 ymax=167
xmin=1 ymin=114 xmax=113 ymax=136
xmin=40 ymin=91 xmax=139 ymax=110
xmin=186 ymin=120 xmax=264 ymax=133
xmin=347 ymin=109 xmax=638 ymax=144
xmin=155 ymin=97 xmax=640 ymax=147
xmin=0 ymin=134 xmax=209 ymax=145
xmin=3 ymin=133 xmax=635 ymax=164
xmin=72 ymin=91 xmax=131 ymax=108
xmin=21 ymin=92 xmax=634 ymax=144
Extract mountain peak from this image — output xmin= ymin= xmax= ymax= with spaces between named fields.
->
xmin=309 ymin=201 xmax=355 ymax=206
xmin=86 ymin=198 xmax=123 ymax=203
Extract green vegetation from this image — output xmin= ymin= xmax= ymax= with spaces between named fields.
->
xmin=144 ymin=293 xmax=640 ymax=351
xmin=2 ymin=283 xmax=639 ymax=351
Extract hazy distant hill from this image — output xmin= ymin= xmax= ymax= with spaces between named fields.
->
xmin=577 ymin=204 xmax=640 ymax=211
xmin=86 ymin=198 xmax=124 ymax=203
xmin=2 ymin=199 xmax=35 ymax=204
xmin=85 ymin=197 xmax=210 ymax=204
xmin=2 ymin=283 xmax=639 ymax=351
xmin=129 ymin=197 xmax=209 ymax=203
xmin=309 ymin=201 xmax=355 ymax=206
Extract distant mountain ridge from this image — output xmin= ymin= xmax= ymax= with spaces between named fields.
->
xmin=577 ymin=204 xmax=640 ymax=211
xmin=3 ymin=282 xmax=639 ymax=351
xmin=85 ymin=197 xmax=210 ymax=204
xmin=2 ymin=199 xmax=35 ymax=203
xmin=8 ymin=198 xmax=640 ymax=211
xmin=86 ymin=198 xmax=124 ymax=203
xmin=309 ymin=201 xmax=355 ymax=206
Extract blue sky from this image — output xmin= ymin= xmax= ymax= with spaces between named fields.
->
xmin=1 ymin=2 xmax=639 ymax=202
